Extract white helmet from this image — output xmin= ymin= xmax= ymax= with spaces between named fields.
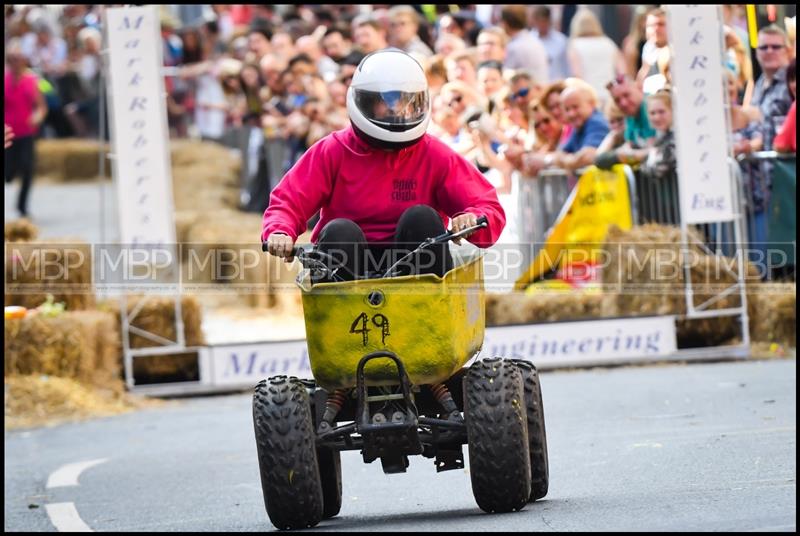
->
xmin=346 ymin=48 xmax=431 ymax=149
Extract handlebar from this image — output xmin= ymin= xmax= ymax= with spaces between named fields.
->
xmin=261 ymin=215 xmax=489 ymax=281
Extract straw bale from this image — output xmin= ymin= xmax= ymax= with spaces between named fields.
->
xmin=600 ymin=224 xmax=763 ymax=344
xmin=4 ymin=240 xmax=94 ymax=310
xmin=486 ymin=291 xmax=605 ymax=326
xmin=170 ymin=140 xmax=241 ymax=213
xmin=4 ymin=310 xmax=120 ymax=385
xmin=4 ymin=375 xmax=159 ymax=430
xmin=4 ymin=218 xmax=38 ymax=242
xmin=175 ymin=210 xmax=200 ymax=246
xmin=35 ymin=138 xmax=110 ymax=181
xmin=183 ymin=210 xmax=303 ymax=308
xmin=747 ymin=282 xmax=796 ymax=347
xmin=108 ymin=295 xmax=205 ymax=348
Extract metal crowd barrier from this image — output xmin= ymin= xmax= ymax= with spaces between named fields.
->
xmin=517 ymin=154 xmax=796 ymax=282
xmin=515 ymin=165 xmax=638 ymax=274
xmin=735 ymin=151 xmax=796 ymax=281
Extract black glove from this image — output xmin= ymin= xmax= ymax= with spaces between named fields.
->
xmin=594 ymin=151 xmax=620 ymax=170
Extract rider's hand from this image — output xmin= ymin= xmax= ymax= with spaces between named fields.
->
xmin=450 ymin=213 xmax=479 ymax=245
xmin=267 ymin=232 xmax=295 ymax=262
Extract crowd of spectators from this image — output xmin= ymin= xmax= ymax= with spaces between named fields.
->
xmin=4 ymin=4 xmax=797 ymax=252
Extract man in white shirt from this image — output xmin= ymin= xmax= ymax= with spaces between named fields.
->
xmin=531 ymin=6 xmax=570 ymax=81
xmin=498 ymin=5 xmax=549 ymax=84
xmin=387 ymin=5 xmax=433 ymax=58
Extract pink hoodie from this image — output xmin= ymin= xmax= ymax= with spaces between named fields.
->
xmin=261 ymin=126 xmax=506 ymax=248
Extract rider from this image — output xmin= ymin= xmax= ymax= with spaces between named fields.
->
xmin=262 ymin=48 xmax=505 ymax=280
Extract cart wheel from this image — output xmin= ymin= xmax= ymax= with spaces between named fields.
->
xmin=253 ymin=376 xmax=323 ymax=530
xmin=464 ymin=357 xmax=531 ymax=513
xmin=318 ymin=446 xmax=342 ymax=519
xmin=509 ymin=359 xmax=549 ymax=501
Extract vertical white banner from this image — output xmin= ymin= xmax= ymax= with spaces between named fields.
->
xmin=668 ymin=5 xmax=735 ymax=224
xmin=105 ymin=6 xmax=176 ymax=246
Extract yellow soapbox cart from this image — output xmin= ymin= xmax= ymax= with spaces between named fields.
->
xmin=254 ymin=218 xmax=548 ymax=530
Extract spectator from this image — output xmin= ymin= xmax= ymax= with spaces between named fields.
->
xmin=20 ymin=20 xmax=67 ymax=79
xmin=567 ymin=8 xmax=626 ymax=106
xmin=64 ymin=26 xmax=103 ymax=137
xmin=338 ymin=50 xmax=366 ymax=87
xmin=728 ymin=70 xmax=764 ymax=158
xmin=621 ymin=6 xmax=649 ymax=79
xmin=477 ymin=60 xmax=506 ymax=113
xmin=594 ymin=74 xmax=656 ymax=169
xmin=434 ymin=33 xmax=466 ymax=57
xmin=515 ymin=83 xmax=609 ymax=176
xmin=444 ymin=50 xmax=478 ymax=86
xmin=271 ymin=31 xmax=296 ymax=60
xmin=773 ymin=60 xmax=796 ymax=153
xmin=438 ymin=11 xmax=483 ymax=46
xmin=724 ymin=25 xmax=754 ymax=105
xmin=540 ymin=81 xmax=571 ymax=146
xmin=388 ymin=5 xmax=433 ymax=58
xmin=638 ymin=8 xmax=669 ymax=85
xmin=476 ymin=26 xmax=508 ymax=65
xmin=638 ymin=88 xmax=679 ymax=224
xmin=247 ymin=27 xmax=273 ymax=63
xmin=322 ymin=25 xmax=353 ymax=63
xmin=423 ymin=54 xmax=448 ymax=96
xmin=508 ymin=71 xmax=543 ymax=125
xmin=5 ymin=38 xmax=47 ymax=217
xmin=498 ymin=5 xmax=549 ymax=84
xmin=528 ymin=99 xmax=563 ymax=153
xmin=531 ymin=6 xmax=570 ymax=81
xmin=596 ymin=98 xmax=626 ymax=154
xmin=639 ymin=89 xmax=676 ymax=183
xmin=295 ymin=35 xmax=339 ymax=83
xmin=259 ymin=53 xmax=288 ymax=102
xmin=751 ymin=25 xmax=792 ymax=150
xmin=353 ymin=17 xmax=388 ymax=55
xmin=159 ymin=10 xmax=183 ymax=67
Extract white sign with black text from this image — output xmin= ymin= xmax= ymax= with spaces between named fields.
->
xmin=105 ymin=6 xmax=176 ymax=246
xmin=208 ymin=316 xmax=678 ymax=386
xmin=668 ymin=5 xmax=736 ymax=223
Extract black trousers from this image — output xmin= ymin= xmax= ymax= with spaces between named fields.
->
xmin=4 ymin=135 xmax=35 ymax=215
xmin=315 ymin=204 xmax=454 ymax=282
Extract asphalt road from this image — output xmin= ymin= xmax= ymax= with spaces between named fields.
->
xmin=4 ymin=359 xmax=796 ymax=532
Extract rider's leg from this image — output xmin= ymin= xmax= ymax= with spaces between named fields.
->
xmin=315 ymin=218 xmax=366 ymax=281
xmin=394 ymin=204 xmax=454 ymax=277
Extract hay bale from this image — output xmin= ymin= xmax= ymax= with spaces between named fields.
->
xmin=35 ymin=138 xmax=110 ymax=181
xmin=4 ymin=240 xmax=95 ymax=310
xmin=4 ymin=218 xmax=38 ymax=242
xmin=601 ymin=224 xmax=761 ymax=344
xmin=171 ymin=140 xmax=241 ymax=212
xmin=486 ymin=291 xmax=605 ymax=326
xmin=4 ymin=375 xmax=157 ymax=430
xmin=4 ymin=310 xmax=120 ymax=385
xmin=175 ymin=210 xmax=200 ymax=246
xmin=99 ymin=295 xmax=205 ymax=348
xmin=747 ymin=282 xmax=796 ymax=347
xmin=183 ymin=209 xmax=302 ymax=308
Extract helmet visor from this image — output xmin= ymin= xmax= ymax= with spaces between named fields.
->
xmin=353 ymin=89 xmax=429 ymax=132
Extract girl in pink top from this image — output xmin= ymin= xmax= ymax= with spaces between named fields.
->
xmin=262 ymin=49 xmax=505 ymax=280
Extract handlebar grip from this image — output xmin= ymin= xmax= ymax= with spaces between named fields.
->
xmin=261 ymin=241 xmax=304 ymax=258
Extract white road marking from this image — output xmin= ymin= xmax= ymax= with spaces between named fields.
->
xmin=46 ymin=458 xmax=108 ymax=489
xmin=45 ymin=503 xmax=93 ymax=532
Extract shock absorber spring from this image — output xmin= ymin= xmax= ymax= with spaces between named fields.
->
xmin=322 ymin=388 xmax=348 ymax=425
xmin=430 ymin=383 xmax=458 ymax=414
